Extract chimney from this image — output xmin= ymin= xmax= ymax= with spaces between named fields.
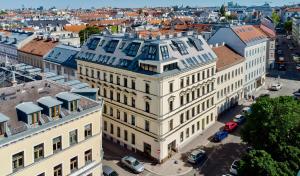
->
xmin=222 ymin=42 xmax=225 ymax=46
xmin=11 ymin=71 xmax=17 ymax=86
xmin=215 ymin=43 xmax=219 ymax=47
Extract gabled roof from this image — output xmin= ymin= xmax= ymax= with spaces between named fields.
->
xmin=19 ymin=38 xmax=59 ymax=57
xmin=213 ymin=45 xmax=244 ymax=71
xmin=231 ymin=25 xmax=267 ymax=44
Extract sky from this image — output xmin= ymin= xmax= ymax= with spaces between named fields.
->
xmin=0 ymin=0 xmax=294 ymax=9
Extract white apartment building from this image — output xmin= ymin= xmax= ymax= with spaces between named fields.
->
xmin=209 ymin=25 xmax=268 ymax=98
xmin=292 ymin=17 xmax=300 ymax=46
xmin=77 ymin=32 xmax=217 ymax=162
xmin=212 ymin=44 xmax=245 ymax=115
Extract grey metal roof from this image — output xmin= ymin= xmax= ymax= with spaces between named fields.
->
xmin=65 ymin=80 xmax=81 ymax=86
xmin=37 ymin=96 xmax=63 ymax=108
xmin=48 ymin=75 xmax=65 ymax=81
xmin=25 ymin=19 xmax=69 ymax=28
xmin=44 ymin=44 xmax=80 ymax=69
xmin=56 ymin=92 xmax=80 ymax=102
xmin=71 ymin=83 xmax=89 ymax=89
xmin=16 ymin=102 xmax=43 ymax=114
xmin=71 ymin=88 xmax=98 ymax=93
xmin=0 ymin=113 xmax=9 ymax=123
xmin=0 ymin=31 xmax=33 ymax=46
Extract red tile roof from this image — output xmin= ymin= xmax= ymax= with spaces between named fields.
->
xmin=63 ymin=24 xmax=87 ymax=33
xmin=232 ymin=25 xmax=267 ymax=44
xmin=213 ymin=45 xmax=245 ymax=71
xmin=19 ymin=38 xmax=59 ymax=57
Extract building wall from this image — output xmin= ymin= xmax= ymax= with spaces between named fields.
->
xmin=292 ymin=17 xmax=300 ymax=46
xmin=43 ymin=60 xmax=77 ymax=81
xmin=77 ymin=59 xmax=217 ymax=162
xmin=18 ymin=51 xmax=43 ymax=69
xmin=216 ymin=61 xmax=244 ymax=115
xmin=244 ymin=42 xmax=267 ymax=96
xmin=0 ymin=110 xmax=102 ymax=176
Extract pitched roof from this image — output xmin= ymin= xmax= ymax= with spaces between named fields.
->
xmin=231 ymin=25 xmax=267 ymax=44
xmin=257 ymin=24 xmax=276 ymax=39
xmin=19 ymin=38 xmax=59 ymax=57
xmin=63 ymin=24 xmax=87 ymax=33
xmin=213 ymin=45 xmax=244 ymax=71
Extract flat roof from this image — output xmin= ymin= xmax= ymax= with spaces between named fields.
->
xmin=16 ymin=102 xmax=43 ymax=115
xmin=37 ymin=96 xmax=63 ymax=107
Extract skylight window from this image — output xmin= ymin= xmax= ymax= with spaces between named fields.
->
xmin=172 ymin=40 xmax=188 ymax=55
xmin=87 ymin=38 xmax=100 ymax=50
xmin=124 ymin=42 xmax=141 ymax=57
xmin=119 ymin=41 xmax=126 ymax=49
xmin=181 ymin=60 xmax=188 ymax=67
xmin=160 ymin=45 xmax=170 ymax=60
xmin=146 ymin=45 xmax=157 ymax=60
xmin=104 ymin=40 xmax=119 ymax=53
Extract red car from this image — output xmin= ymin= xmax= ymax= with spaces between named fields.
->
xmin=224 ymin=122 xmax=238 ymax=132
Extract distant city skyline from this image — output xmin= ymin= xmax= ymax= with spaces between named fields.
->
xmin=0 ymin=0 xmax=294 ymax=9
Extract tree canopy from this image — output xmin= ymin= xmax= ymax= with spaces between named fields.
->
xmin=271 ymin=11 xmax=280 ymax=25
xmin=220 ymin=5 xmax=226 ymax=17
xmin=79 ymin=26 xmax=101 ymax=44
xmin=239 ymin=96 xmax=300 ymax=175
xmin=284 ymin=20 xmax=293 ymax=34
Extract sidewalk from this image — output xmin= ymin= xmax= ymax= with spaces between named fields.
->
xmin=144 ymin=104 xmax=250 ymax=176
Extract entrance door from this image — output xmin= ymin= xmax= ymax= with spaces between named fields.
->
xmin=143 ymin=143 xmax=151 ymax=156
xmin=168 ymin=140 xmax=176 ymax=153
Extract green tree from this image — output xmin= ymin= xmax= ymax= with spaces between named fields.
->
xmin=240 ymin=96 xmax=300 ymax=175
xmin=284 ymin=20 xmax=293 ymax=34
xmin=79 ymin=26 xmax=101 ymax=44
xmin=239 ymin=150 xmax=280 ymax=176
xmin=271 ymin=11 xmax=280 ymax=25
xmin=220 ymin=4 xmax=226 ymax=17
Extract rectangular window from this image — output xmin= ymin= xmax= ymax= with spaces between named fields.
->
xmin=131 ymin=80 xmax=136 ymax=89
xmin=145 ymin=120 xmax=150 ymax=132
xmin=117 ymin=127 xmax=120 ymax=137
xmin=34 ymin=144 xmax=44 ymax=162
xmin=124 ymin=130 xmax=128 ymax=141
xmin=192 ymin=125 xmax=195 ymax=134
xmin=124 ymin=78 xmax=128 ymax=87
xmin=180 ymin=132 xmax=184 ymax=142
xmin=186 ymin=128 xmax=189 ymax=138
xmin=85 ymin=149 xmax=92 ymax=164
xmin=131 ymin=133 xmax=135 ymax=145
xmin=104 ymin=121 xmax=107 ymax=131
xmin=160 ymin=45 xmax=170 ymax=60
xmin=180 ymin=79 xmax=184 ymax=88
xmin=12 ymin=151 xmax=24 ymax=171
xmin=169 ymin=82 xmax=173 ymax=93
xmin=145 ymin=83 xmax=150 ymax=93
xmin=84 ymin=124 xmax=92 ymax=139
xmin=110 ymin=124 xmax=114 ymax=134
xmin=131 ymin=115 xmax=135 ymax=126
xmin=131 ymin=97 xmax=135 ymax=108
xmin=169 ymin=119 xmax=173 ymax=131
xmin=197 ymin=121 xmax=200 ymax=130
xmin=53 ymin=136 xmax=62 ymax=153
xmin=180 ymin=113 xmax=184 ymax=124
xmin=69 ymin=130 xmax=78 ymax=146
xmin=54 ymin=164 xmax=62 ymax=176
xmin=145 ymin=102 xmax=150 ymax=113
xmin=70 ymin=156 xmax=78 ymax=172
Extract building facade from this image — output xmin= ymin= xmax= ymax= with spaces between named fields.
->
xmin=292 ymin=17 xmax=300 ymax=46
xmin=213 ymin=45 xmax=245 ymax=115
xmin=43 ymin=44 xmax=80 ymax=81
xmin=77 ymin=33 xmax=217 ymax=162
xmin=0 ymin=30 xmax=35 ymax=63
xmin=209 ymin=25 xmax=268 ymax=98
xmin=0 ymin=80 xmax=103 ymax=176
xmin=18 ymin=37 xmax=59 ymax=70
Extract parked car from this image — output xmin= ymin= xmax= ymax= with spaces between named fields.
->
xmin=296 ymin=64 xmax=300 ymax=71
xmin=187 ymin=149 xmax=206 ymax=164
xmin=213 ymin=131 xmax=228 ymax=142
xmin=121 ymin=156 xmax=144 ymax=173
xmin=224 ymin=122 xmax=238 ymax=132
xmin=103 ymin=165 xmax=118 ymax=176
xmin=230 ymin=160 xmax=240 ymax=175
xmin=278 ymin=64 xmax=286 ymax=71
xmin=233 ymin=114 xmax=246 ymax=125
xmin=242 ymin=107 xmax=251 ymax=114
xmin=270 ymin=83 xmax=282 ymax=91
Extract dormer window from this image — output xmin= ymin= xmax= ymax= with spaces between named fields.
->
xmin=37 ymin=96 xmax=62 ymax=119
xmin=51 ymin=105 xmax=60 ymax=118
xmin=70 ymin=100 xmax=78 ymax=112
xmin=0 ymin=113 xmax=9 ymax=136
xmin=31 ymin=112 xmax=40 ymax=125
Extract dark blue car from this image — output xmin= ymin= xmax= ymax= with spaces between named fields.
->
xmin=213 ymin=131 xmax=228 ymax=142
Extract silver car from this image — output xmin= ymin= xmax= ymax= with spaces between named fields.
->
xmin=121 ymin=156 xmax=144 ymax=173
